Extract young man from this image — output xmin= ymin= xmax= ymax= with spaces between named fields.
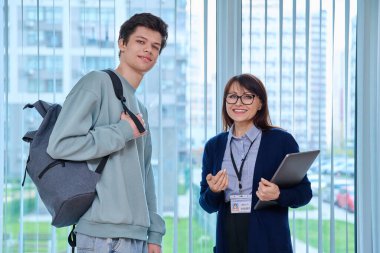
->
xmin=47 ymin=13 xmax=168 ymax=253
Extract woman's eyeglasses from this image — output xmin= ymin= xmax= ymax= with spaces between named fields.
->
xmin=226 ymin=93 xmax=256 ymax=105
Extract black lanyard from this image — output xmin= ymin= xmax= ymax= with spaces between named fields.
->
xmin=230 ymin=138 xmax=255 ymax=193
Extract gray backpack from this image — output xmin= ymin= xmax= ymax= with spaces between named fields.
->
xmin=21 ymin=70 xmax=145 ymax=228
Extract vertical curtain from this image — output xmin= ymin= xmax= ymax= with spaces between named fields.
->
xmin=0 ymin=0 xmax=7 ymax=252
xmin=216 ymin=0 xmax=242 ymax=131
xmin=356 ymin=0 xmax=380 ymax=252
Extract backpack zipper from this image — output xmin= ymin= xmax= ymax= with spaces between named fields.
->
xmin=38 ymin=160 xmax=65 ymax=179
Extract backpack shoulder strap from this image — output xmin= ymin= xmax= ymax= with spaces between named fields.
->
xmin=102 ymin=69 xmax=123 ymax=101
xmin=101 ymin=69 xmax=145 ymax=134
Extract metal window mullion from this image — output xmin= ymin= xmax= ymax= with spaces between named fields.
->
xmin=203 ymin=1 xmax=209 ymax=250
xmin=317 ymin=1 xmax=323 ymax=252
xmin=0 ymin=0 xmax=7 ymax=243
xmin=290 ymin=1 xmax=297 ymax=250
xmin=37 ymin=0 xmax=40 ymax=98
xmin=51 ymin=1 xmax=58 ymax=251
xmin=204 ymin=0 xmax=208 ymax=151
xmin=64 ymin=0 xmax=71 ymax=96
xmin=19 ymin=1 xmax=25 ymax=253
xmin=173 ymin=2 xmax=179 ymax=252
xmin=66 ymin=2 xmax=72 ymax=251
xmin=113 ymin=0 xmax=117 ymax=62
xmin=265 ymin=0 xmax=267 ymax=83
xmin=344 ymin=0 xmax=350 ymax=252
xmin=249 ymin=0 xmax=252 ymax=72
xmin=293 ymin=0 xmax=309 ymax=253
xmin=199 ymin=0 xmax=208 ymax=250
xmin=52 ymin=2 xmax=57 ymax=94
xmin=292 ymin=0 xmax=296 ymax=132
xmin=188 ymin=1 xmax=193 ymax=252
xmin=98 ymin=0 xmax=101 ymax=55
xmin=200 ymin=1 xmax=216 ymax=247
xmin=36 ymin=2 xmax=41 ymax=249
xmin=157 ymin=0 xmax=163 ymax=216
xmin=329 ymin=0 xmax=336 ymax=252
xmin=0 ymin=0 xmax=7 ymax=246
xmin=305 ymin=1 xmax=312 ymax=253
xmin=83 ymin=0 xmax=86 ymax=72
xmin=202 ymin=4 xmax=209 ymax=246
xmin=279 ymin=0 xmax=283 ymax=129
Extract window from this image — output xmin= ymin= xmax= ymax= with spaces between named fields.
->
xmin=2 ymin=1 xmax=216 ymax=253
xmin=1 ymin=0 xmax=357 ymax=252
xmin=242 ymin=0 xmax=357 ymax=252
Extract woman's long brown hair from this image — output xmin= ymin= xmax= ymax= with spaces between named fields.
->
xmin=222 ymin=73 xmax=274 ymax=131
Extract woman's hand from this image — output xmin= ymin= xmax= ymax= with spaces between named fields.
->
xmin=256 ymin=178 xmax=280 ymax=201
xmin=206 ymin=169 xmax=229 ymax=193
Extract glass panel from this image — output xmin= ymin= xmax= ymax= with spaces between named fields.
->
xmin=3 ymin=0 xmax=216 ymax=253
xmin=1 ymin=0 xmax=356 ymax=252
xmin=199 ymin=1 xmax=218 ymax=252
xmin=242 ymin=0 xmax=356 ymax=252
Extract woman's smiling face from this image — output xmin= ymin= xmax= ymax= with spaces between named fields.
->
xmin=225 ymin=82 xmax=262 ymax=126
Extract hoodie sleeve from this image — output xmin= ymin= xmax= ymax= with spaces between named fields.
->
xmin=143 ymin=111 xmax=166 ymax=245
xmin=47 ymin=71 xmax=136 ymax=161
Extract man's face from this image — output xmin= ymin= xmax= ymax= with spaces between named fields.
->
xmin=118 ymin=26 xmax=162 ymax=74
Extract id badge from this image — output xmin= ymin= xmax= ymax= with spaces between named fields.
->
xmin=230 ymin=194 xmax=252 ymax=213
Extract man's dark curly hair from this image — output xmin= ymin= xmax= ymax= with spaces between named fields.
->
xmin=118 ymin=13 xmax=168 ymax=56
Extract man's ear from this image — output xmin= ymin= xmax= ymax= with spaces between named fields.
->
xmin=118 ymin=38 xmax=125 ymax=49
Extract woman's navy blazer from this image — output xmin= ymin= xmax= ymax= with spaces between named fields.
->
xmin=199 ymin=128 xmax=313 ymax=253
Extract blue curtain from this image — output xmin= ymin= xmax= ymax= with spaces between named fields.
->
xmin=356 ymin=0 xmax=380 ymax=252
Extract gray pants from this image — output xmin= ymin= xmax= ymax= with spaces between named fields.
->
xmin=76 ymin=233 xmax=148 ymax=253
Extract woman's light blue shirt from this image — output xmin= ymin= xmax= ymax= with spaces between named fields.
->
xmin=222 ymin=125 xmax=262 ymax=202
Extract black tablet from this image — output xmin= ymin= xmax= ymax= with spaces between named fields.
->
xmin=254 ymin=150 xmax=320 ymax=210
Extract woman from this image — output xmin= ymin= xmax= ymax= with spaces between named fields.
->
xmin=199 ymin=74 xmax=312 ymax=253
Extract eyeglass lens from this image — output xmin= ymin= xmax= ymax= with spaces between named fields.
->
xmin=226 ymin=94 xmax=255 ymax=105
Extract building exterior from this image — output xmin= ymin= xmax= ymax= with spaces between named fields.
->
xmin=242 ymin=1 xmax=327 ymax=152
